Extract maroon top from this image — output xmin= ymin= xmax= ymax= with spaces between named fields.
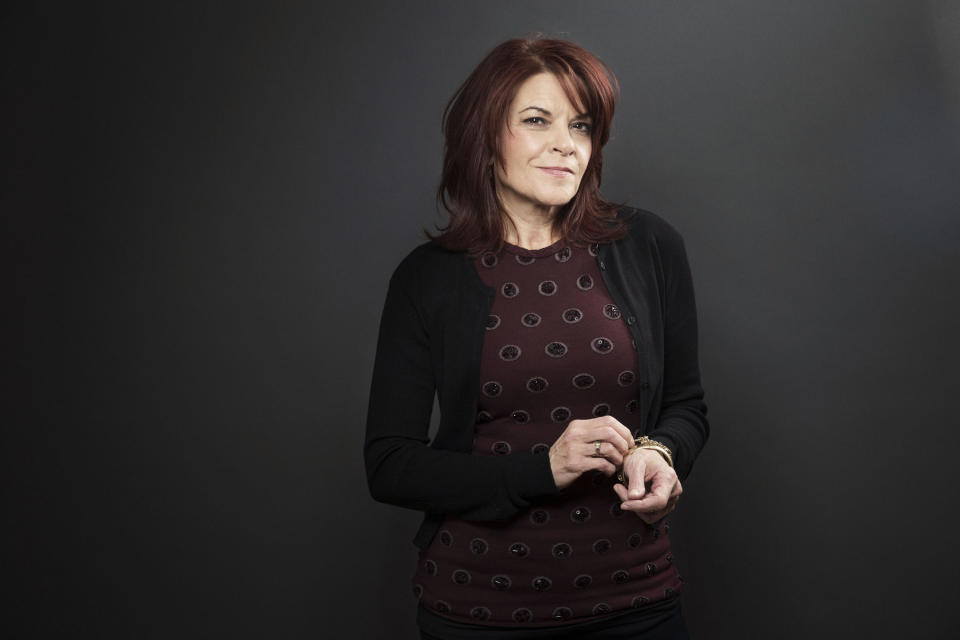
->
xmin=412 ymin=240 xmax=681 ymax=628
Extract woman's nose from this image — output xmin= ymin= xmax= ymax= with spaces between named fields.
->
xmin=552 ymin=128 xmax=575 ymax=155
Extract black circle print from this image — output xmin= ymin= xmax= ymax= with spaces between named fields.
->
xmin=471 ymin=607 xmax=491 ymax=621
xmin=593 ymin=539 xmax=611 ymax=554
xmin=470 ymin=538 xmax=488 ymax=555
xmin=521 ymin=312 xmax=541 ymax=327
xmin=526 ymin=376 xmax=549 ymax=392
xmin=502 ymin=282 xmax=519 ymax=298
xmin=486 ymin=314 xmax=500 ymax=330
xmin=538 ymin=280 xmax=557 ymax=296
xmin=552 ymin=543 xmax=572 ymax=559
xmin=516 ymin=254 xmax=535 ymax=265
xmin=452 ymin=570 xmax=471 ymax=585
xmin=591 ymin=337 xmax=613 ymax=354
xmin=592 ymin=403 xmax=610 ymax=417
xmin=574 ymin=574 xmax=593 ymax=590
xmin=480 ymin=253 xmax=497 ymax=268
xmin=603 ymin=304 xmax=621 ymax=319
xmin=573 ymin=373 xmax=596 ymax=389
xmin=530 ymin=576 xmax=553 ymax=591
xmin=439 ymin=530 xmax=453 ymax=546
xmin=551 ymin=406 xmax=571 ymax=422
xmin=545 ymin=341 xmax=567 ymax=358
xmin=499 ymin=344 xmax=521 ymax=361
xmin=563 ymin=308 xmax=583 ymax=323
xmin=571 ymin=506 xmax=591 ymax=523
xmin=491 ymin=441 xmax=511 ymax=455
xmin=509 ymin=542 xmax=529 ymax=558
xmin=512 ymin=608 xmax=533 ymax=623
xmin=553 ymin=607 xmax=573 ymax=621
xmin=491 ymin=575 xmax=512 ymax=591
xmin=612 ymin=570 xmax=630 ymax=584
xmin=532 ymin=576 xmax=552 ymax=592
xmin=530 ymin=509 xmax=550 ymax=525
xmin=511 ymin=410 xmax=530 ymax=424
xmin=482 ymin=381 xmax=502 ymax=397
xmin=555 ymin=247 xmax=572 ymax=262
xmin=618 ymin=370 xmax=635 ymax=386
xmin=577 ymin=274 xmax=594 ymax=290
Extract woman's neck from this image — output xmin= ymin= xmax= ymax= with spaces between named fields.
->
xmin=501 ymin=207 xmax=559 ymax=250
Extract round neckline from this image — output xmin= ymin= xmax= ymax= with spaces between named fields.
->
xmin=500 ymin=237 xmax=566 ymax=258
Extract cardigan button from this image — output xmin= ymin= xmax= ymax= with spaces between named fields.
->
xmin=626 ymin=315 xmax=636 ymax=325
xmin=598 ymin=260 xmax=606 ymax=270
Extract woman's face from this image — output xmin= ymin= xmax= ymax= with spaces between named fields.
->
xmin=494 ymin=72 xmax=593 ymax=220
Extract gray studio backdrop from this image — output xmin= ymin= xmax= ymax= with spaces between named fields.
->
xmin=5 ymin=1 xmax=959 ymax=639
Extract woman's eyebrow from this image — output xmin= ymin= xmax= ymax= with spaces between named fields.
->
xmin=519 ymin=105 xmax=591 ymax=119
xmin=520 ymin=106 xmax=551 ymax=116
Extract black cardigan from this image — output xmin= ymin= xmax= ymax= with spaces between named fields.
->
xmin=364 ymin=207 xmax=709 ymax=549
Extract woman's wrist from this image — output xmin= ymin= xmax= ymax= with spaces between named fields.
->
xmin=617 ymin=437 xmax=674 ymax=483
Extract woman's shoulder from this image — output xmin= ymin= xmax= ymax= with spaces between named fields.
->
xmin=613 ymin=206 xmax=687 ymax=250
xmin=388 ymin=239 xmax=466 ymax=288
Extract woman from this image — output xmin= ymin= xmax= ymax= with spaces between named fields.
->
xmin=365 ymin=37 xmax=708 ymax=639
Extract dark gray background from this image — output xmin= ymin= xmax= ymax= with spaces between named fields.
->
xmin=4 ymin=1 xmax=959 ymax=638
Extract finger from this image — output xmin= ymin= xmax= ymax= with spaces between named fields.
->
xmin=587 ymin=456 xmax=618 ymax=477
xmin=585 ymin=425 xmax=631 ymax=454
xmin=601 ymin=417 xmax=635 ymax=451
xmin=631 ymin=488 xmax=669 ymax=513
xmin=612 ymin=482 xmax=628 ymax=502
xmin=587 ymin=441 xmax=623 ymax=465
xmin=645 ymin=470 xmax=674 ymax=502
xmin=670 ymin=480 xmax=683 ymax=499
xmin=597 ymin=415 xmax=635 ymax=449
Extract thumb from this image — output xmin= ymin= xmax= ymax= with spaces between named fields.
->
xmin=627 ymin=458 xmax=646 ymax=499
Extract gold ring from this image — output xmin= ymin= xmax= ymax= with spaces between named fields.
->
xmin=594 ymin=441 xmax=602 ymax=456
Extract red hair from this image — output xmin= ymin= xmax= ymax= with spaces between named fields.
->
xmin=430 ymin=37 xmax=624 ymax=253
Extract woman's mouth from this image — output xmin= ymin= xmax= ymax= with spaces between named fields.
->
xmin=538 ymin=167 xmax=574 ymax=178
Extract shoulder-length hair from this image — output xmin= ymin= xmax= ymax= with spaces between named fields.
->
xmin=429 ymin=37 xmax=624 ymax=254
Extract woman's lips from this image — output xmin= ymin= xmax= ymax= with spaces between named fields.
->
xmin=538 ymin=167 xmax=574 ymax=178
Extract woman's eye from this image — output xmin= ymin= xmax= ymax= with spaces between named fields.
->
xmin=523 ymin=116 xmax=547 ymax=125
xmin=572 ymin=121 xmax=593 ymax=133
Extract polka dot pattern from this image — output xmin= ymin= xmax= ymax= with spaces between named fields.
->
xmin=521 ymin=312 xmax=541 ymax=327
xmin=539 ymin=280 xmax=558 ymax=296
xmin=413 ymin=241 xmax=680 ymax=626
xmin=499 ymin=345 xmax=520 ymax=361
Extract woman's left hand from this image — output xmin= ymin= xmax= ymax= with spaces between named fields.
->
xmin=613 ymin=448 xmax=682 ymax=524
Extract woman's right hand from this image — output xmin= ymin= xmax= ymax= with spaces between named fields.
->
xmin=548 ymin=416 xmax=635 ymax=490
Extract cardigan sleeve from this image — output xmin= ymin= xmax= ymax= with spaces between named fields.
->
xmin=645 ymin=225 xmax=710 ymax=481
xmin=363 ymin=254 xmax=560 ymax=520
